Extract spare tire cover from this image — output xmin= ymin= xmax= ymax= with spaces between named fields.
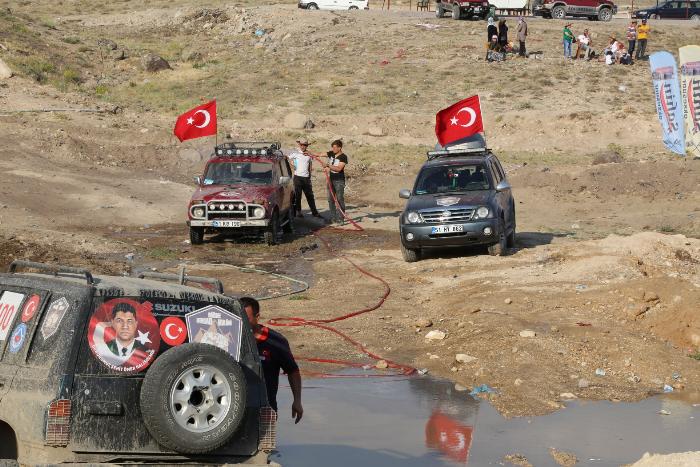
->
xmin=139 ymin=343 xmax=247 ymax=454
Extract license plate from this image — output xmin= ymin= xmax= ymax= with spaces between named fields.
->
xmin=212 ymin=220 xmax=241 ymax=228
xmin=431 ymin=225 xmax=464 ymax=234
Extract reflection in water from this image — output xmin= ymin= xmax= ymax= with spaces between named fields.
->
xmin=425 ymin=412 xmax=473 ymax=463
xmin=275 ymin=374 xmax=700 ymax=467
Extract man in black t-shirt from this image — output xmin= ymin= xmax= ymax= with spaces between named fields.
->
xmin=321 ymin=139 xmax=348 ymax=224
xmin=240 ymin=297 xmax=303 ymax=423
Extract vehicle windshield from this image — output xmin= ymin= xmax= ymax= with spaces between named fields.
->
xmin=414 ymin=164 xmax=490 ymax=195
xmin=203 ymin=161 xmax=273 ymax=185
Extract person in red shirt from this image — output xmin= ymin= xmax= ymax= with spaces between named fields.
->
xmin=240 ymin=297 xmax=303 ymax=423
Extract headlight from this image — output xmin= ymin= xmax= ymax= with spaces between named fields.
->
xmin=228 ymin=204 xmax=235 ymax=210
xmin=475 ymin=207 xmax=489 ymax=219
xmin=407 ymin=211 xmax=421 ymax=224
xmin=209 ymin=204 xmax=216 ymax=210
xmin=193 ymin=207 xmax=205 ymax=218
xmin=253 ymin=207 xmax=265 ymax=218
xmin=219 ymin=204 xmax=227 ymax=210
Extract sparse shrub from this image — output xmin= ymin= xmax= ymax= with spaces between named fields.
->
xmin=62 ymin=36 xmax=81 ymax=44
xmin=95 ymin=84 xmax=108 ymax=96
xmin=21 ymin=59 xmax=55 ymax=83
xmin=62 ymin=69 xmax=81 ymax=84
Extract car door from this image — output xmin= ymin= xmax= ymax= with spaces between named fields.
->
xmin=318 ymin=0 xmax=336 ymax=9
xmin=277 ymin=160 xmax=293 ymax=214
xmin=488 ymin=159 xmax=510 ymax=229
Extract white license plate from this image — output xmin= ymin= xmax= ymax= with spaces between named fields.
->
xmin=212 ymin=220 xmax=241 ymax=228
xmin=431 ymin=225 xmax=464 ymax=234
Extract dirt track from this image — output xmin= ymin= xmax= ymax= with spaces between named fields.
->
xmin=1 ymin=1 xmax=700 ymax=417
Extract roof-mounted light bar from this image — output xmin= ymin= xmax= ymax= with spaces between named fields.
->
xmin=427 ymin=147 xmax=489 ymax=161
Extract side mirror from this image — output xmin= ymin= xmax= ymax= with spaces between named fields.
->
xmin=495 ymin=180 xmax=511 ymax=192
xmin=399 ymin=189 xmax=411 ymax=199
xmin=279 ymin=176 xmax=291 ymax=185
xmin=194 ymin=176 xmax=202 ymax=185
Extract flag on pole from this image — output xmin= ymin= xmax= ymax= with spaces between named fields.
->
xmin=435 ymin=96 xmax=484 ymax=147
xmin=679 ymin=45 xmax=700 ymax=157
xmin=649 ymin=52 xmax=685 ymax=156
xmin=173 ymin=100 xmax=217 ymax=142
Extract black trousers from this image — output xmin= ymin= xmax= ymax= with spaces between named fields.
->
xmin=293 ymin=175 xmax=318 ymax=215
xmin=519 ymin=40 xmax=526 ymax=56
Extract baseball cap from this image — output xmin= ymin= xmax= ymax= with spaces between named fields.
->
xmin=296 ymin=137 xmax=309 ymax=145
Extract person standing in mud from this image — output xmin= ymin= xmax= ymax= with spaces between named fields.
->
xmin=240 ymin=297 xmax=303 ymax=423
xmin=308 ymin=140 xmax=348 ymax=224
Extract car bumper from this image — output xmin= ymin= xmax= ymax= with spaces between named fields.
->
xmin=400 ymin=219 xmax=499 ymax=248
xmin=188 ymin=219 xmax=270 ymax=227
xmin=631 ymin=11 xmax=648 ymax=18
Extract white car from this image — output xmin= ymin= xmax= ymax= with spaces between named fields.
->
xmin=298 ymin=0 xmax=369 ymax=10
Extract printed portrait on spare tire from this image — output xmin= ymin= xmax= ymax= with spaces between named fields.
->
xmin=88 ymin=298 xmax=161 ymax=374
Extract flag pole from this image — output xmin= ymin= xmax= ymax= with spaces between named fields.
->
xmin=478 ymin=95 xmax=488 ymax=147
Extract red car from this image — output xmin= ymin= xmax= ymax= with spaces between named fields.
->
xmin=187 ymin=142 xmax=295 ymax=245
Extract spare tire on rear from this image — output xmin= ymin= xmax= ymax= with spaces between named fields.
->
xmin=140 ymin=343 xmax=247 ymax=454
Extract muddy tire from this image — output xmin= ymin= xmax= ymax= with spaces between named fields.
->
xmin=551 ymin=5 xmax=566 ymax=19
xmin=282 ymin=209 xmax=295 ymax=235
xmin=189 ymin=227 xmax=204 ymax=245
xmin=507 ymin=209 xmax=516 ymax=248
xmin=264 ymin=211 xmax=280 ymax=246
xmin=452 ymin=4 xmax=461 ymax=19
xmin=139 ymin=343 xmax=247 ymax=454
xmin=436 ymin=3 xmax=444 ymax=17
xmin=307 ymin=3 xmax=319 ymax=10
xmin=487 ymin=220 xmax=508 ymax=256
xmin=598 ymin=7 xmax=612 ymax=21
xmin=401 ymin=243 xmax=421 ymax=262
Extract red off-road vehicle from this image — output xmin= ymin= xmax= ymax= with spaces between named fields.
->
xmin=435 ymin=0 xmax=491 ymax=20
xmin=532 ymin=0 xmax=617 ymax=21
xmin=187 ymin=142 xmax=295 ymax=246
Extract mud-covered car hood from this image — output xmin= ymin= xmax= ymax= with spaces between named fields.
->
xmin=405 ymin=191 xmax=494 ymax=211
xmin=192 ymin=184 xmax=277 ymax=204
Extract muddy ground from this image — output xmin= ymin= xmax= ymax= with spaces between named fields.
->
xmin=1 ymin=2 xmax=699 ymax=418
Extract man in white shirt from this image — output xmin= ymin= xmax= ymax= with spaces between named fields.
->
xmin=575 ymin=29 xmax=593 ymax=60
xmin=287 ymin=138 xmax=321 ymax=218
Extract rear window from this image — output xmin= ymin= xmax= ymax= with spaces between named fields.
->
xmin=75 ymin=293 xmax=248 ymax=376
xmin=0 ymin=287 xmax=84 ymax=368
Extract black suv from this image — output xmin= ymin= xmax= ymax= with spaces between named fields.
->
xmin=398 ymin=144 xmax=516 ymax=262
xmin=0 ymin=261 xmax=274 ymax=465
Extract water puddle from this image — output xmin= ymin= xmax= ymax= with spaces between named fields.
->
xmin=275 ymin=375 xmax=699 ymax=467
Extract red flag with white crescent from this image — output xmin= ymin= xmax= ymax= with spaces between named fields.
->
xmin=435 ymin=95 xmax=484 ymax=147
xmin=173 ymin=100 xmax=217 ymax=142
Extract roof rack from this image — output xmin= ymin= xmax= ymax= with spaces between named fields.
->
xmin=9 ymin=260 xmax=94 ymax=286
xmin=135 ymin=269 xmax=224 ymax=294
xmin=427 ymin=146 xmax=490 ymax=161
xmin=214 ymin=141 xmax=281 ymax=157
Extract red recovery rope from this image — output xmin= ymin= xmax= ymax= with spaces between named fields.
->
xmin=265 ymin=156 xmax=415 ymax=378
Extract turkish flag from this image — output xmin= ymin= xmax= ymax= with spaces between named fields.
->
xmin=435 ymin=95 xmax=484 ymax=147
xmin=173 ymin=100 xmax=217 ymax=142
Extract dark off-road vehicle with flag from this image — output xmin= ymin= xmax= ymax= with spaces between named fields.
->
xmin=0 ymin=261 xmax=275 ymax=465
xmin=398 ymin=141 xmax=516 ymax=262
xmin=435 ymin=0 xmax=491 ymax=19
xmin=187 ymin=142 xmax=295 ymax=246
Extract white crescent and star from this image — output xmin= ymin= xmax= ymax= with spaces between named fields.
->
xmin=164 ymin=323 xmax=182 ymax=340
xmin=450 ymin=107 xmax=477 ymax=128
xmin=193 ymin=110 xmax=211 ymax=128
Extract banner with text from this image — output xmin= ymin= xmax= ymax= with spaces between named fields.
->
xmin=649 ymin=51 xmax=685 ymax=156
xmin=679 ymin=45 xmax=700 ymax=158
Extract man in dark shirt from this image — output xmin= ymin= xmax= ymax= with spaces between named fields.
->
xmin=240 ymin=297 xmax=303 ymax=423
xmin=321 ymin=139 xmax=348 ymax=224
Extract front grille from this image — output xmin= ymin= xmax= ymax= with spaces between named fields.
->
xmin=206 ymin=199 xmax=250 ymax=221
xmin=209 ymin=211 xmax=247 ymax=220
xmin=420 ymin=208 xmax=474 ymax=224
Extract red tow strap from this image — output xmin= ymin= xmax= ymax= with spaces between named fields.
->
xmin=265 ymin=155 xmax=416 ymax=378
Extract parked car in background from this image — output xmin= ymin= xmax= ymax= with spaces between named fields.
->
xmin=435 ymin=0 xmax=491 ymax=19
xmin=633 ymin=0 xmax=700 ymax=19
xmin=532 ymin=0 xmax=617 ymax=21
xmin=298 ymin=0 xmax=369 ymax=10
